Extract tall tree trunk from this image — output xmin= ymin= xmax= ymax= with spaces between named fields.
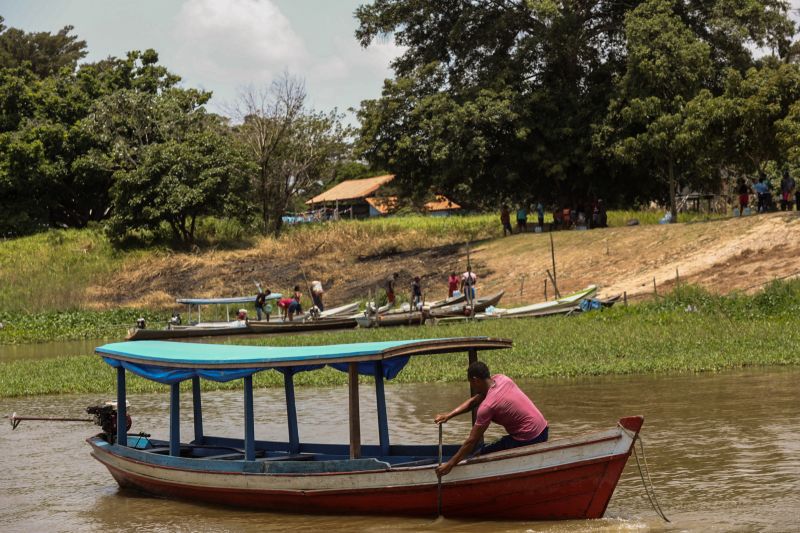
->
xmin=668 ymin=157 xmax=677 ymax=224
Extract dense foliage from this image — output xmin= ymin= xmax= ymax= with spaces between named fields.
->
xmin=355 ymin=0 xmax=800 ymax=214
xmin=0 ymin=19 xmax=352 ymax=241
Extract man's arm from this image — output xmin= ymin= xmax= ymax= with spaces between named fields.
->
xmin=435 ymin=423 xmax=488 ymax=477
xmin=434 ymin=393 xmax=483 ymax=424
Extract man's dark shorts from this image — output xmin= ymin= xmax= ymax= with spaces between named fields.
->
xmin=479 ymin=426 xmax=549 ymax=456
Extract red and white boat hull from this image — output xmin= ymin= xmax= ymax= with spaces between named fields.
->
xmin=89 ymin=416 xmax=643 ymax=520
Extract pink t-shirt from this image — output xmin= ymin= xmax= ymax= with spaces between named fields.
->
xmin=475 ymin=374 xmax=547 ymax=441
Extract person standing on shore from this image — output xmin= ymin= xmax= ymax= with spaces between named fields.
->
xmin=737 ymin=179 xmax=750 ymax=214
xmin=780 ymin=170 xmax=795 ymax=211
xmin=411 ymin=276 xmax=423 ymax=309
xmin=255 ymin=288 xmax=271 ymax=321
xmin=384 ymin=272 xmax=399 ymax=306
xmin=536 ymin=201 xmax=544 ymax=229
xmin=448 ymin=272 xmax=459 ymax=298
xmin=500 ymin=205 xmax=512 ymax=236
xmin=460 ymin=269 xmax=477 ymax=301
xmin=516 ymin=205 xmax=528 ymax=233
xmin=311 ymin=280 xmax=324 ymax=312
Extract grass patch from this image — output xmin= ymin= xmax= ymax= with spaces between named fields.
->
xmin=2 ymin=281 xmax=799 ymax=397
xmin=0 ymin=309 xmax=166 ymax=344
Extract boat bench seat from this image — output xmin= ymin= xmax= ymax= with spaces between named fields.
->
xmin=264 ymin=457 xmax=391 ymax=474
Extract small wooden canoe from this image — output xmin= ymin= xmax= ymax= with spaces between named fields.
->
xmin=427 ymin=291 xmax=505 ymax=319
xmin=477 ymin=285 xmax=598 ymax=319
xmin=355 ymin=311 xmax=426 ymax=328
xmin=127 ymin=317 xmax=357 ymax=341
xmin=249 ymin=317 xmax=357 ymax=334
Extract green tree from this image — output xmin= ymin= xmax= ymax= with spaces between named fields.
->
xmin=0 ymin=16 xmax=87 ymax=78
xmin=355 ymin=0 xmax=797 ymax=205
xmin=89 ymin=87 xmax=252 ymax=246
xmin=595 ymin=0 xmax=716 ymax=222
xmin=717 ymin=61 xmax=800 ymax=175
xmin=233 ymin=74 xmax=351 ymax=235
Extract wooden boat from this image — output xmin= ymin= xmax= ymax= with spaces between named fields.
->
xmin=89 ymin=338 xmax=643 ymax=520
xmin=478 ymin=285 xmax=598 ymax=320
xmin=249 ymin=316 xmax=357 ymax=333
xmin=127 ymin=322 xmax=249 ymax=341
xmin=355 ymin=311 xmax=426 ymax=328
xmin=128 ymin=316 xmax=358 ymax=341
xmin=427 ymin=293 xmax=467 ymax=309
xmin=427 ymin=290 xmax=505 ymax=319
xmin=127 ymin=294 xmax=282 ymax=341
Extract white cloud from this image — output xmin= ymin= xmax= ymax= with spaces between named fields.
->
xmin=174 ymin=0 xmax=308 ymax=87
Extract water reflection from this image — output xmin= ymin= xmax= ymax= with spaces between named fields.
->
xmin=1 ymin=367 xmax=798 ymax=532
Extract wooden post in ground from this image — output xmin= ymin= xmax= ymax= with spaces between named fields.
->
xmin=676 ymin=268 xmax=680 ymax=287
xmin=623 ymin=291 xmax=628 ymax=306
xmin=546 ymin=269 xmax=560 ymax=299
xmin=549 ymin=232 xmax=558 ymax=295
xmin=348 ymin=362 xmax=361 ymax=459
xmin=544 ymin=278 xmax=548 ymax=301
xmin=653 ymin=277 xmax=658 ymax=297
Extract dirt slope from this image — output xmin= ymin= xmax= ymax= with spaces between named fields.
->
xmin=89 ymin=212 xmax=800 ymax=310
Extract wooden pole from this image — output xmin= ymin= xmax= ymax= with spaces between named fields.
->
xmin=519 ymin=274 xmax=526 ymax=297
xmin=544 ymin=278 xmax=548 ymax=301
xmin=466 ymin=241 xmax=474 ymax=318
xmin=546 ymin=269 xmax=560 ymax=299
xmin=653 ymin=277 xmax=658 ymax=297
xmin=549 ymin=231 xmax=558 ymax=296
xmin=348 ymin=362 xmax=361 ymax=459
xmin=675 ymin=267 xmax=680 ymax=287
xmin=623 ymin=291 xmax=628 ymax=306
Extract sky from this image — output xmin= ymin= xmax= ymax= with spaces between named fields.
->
xmin=0 ymin=0 xmax=403 ymax=121
xmin=1 ymin=0 xmax=799 ymax=122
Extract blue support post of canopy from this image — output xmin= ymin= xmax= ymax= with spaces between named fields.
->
xmin=284 ymin=372 xmax=300 ymax=453
xmin=116 ymin=367 xmax=127 ymax=446
xmin=192 ymin=376 xmax=204 ymax=444
xmin=169 ymin=382 xmax=180 ymax=456
xmin=374 ymin=361 xmax=390 ymax=456
xmin=244 ymin=375 xmax=256 ymax=461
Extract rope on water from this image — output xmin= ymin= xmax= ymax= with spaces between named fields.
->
xmin=633 ymin=435 xmax=670 ymax=523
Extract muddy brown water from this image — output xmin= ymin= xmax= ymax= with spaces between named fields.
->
xmin=1 ymin=368 xmax=798 ymax=532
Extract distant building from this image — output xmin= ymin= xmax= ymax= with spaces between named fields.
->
xmin=306 ymin=175 xmax=461 ymax=218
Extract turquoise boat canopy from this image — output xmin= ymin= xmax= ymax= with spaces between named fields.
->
xmin=96 ymin=337 xmax=512 ymax=385
xmin=176 ymin=294 xmax=281 ymax=305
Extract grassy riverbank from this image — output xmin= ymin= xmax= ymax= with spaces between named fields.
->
xmin=0 ymin=309 xmax=166 ymax=344
xmin=0 ymin=210 xmax=730 ymax=314
xmin=1 ymin=282 xmax=798 ymax=397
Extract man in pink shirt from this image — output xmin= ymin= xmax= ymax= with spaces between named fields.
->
xmin=434 ymin=361 xmax=548 ymax=477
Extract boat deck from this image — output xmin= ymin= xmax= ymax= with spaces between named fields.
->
xmin=124 ymin=435 xmax=458 ymax=468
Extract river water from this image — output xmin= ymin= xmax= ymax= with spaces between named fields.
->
xmin=1 ymin=367 xmax=798 ymax=532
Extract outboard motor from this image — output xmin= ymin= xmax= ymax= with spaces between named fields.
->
xmin=169 ymin=313 xmax=182 ymax=326
xmin=309 ymin=306 xmax=321 ymax=319
xmin=87 ymin=402 xmax=132 ymax=443
xmin=135 ymin=317 xmax=146 ymax=329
